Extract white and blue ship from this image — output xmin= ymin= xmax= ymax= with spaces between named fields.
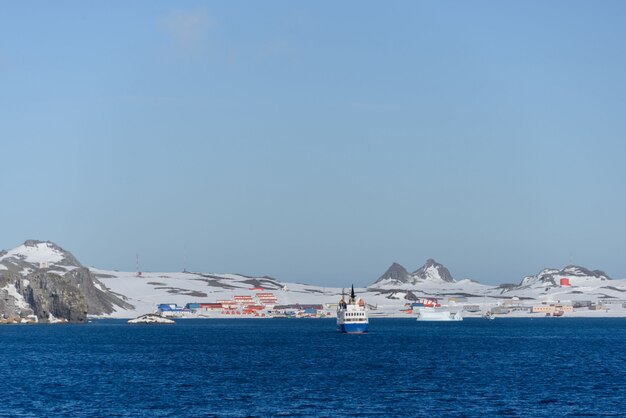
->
xmin=336 ymin=285 xmax=369 ymax=333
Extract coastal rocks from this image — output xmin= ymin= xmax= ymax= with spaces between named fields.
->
xmin=1 ymin=304 xmax=40 ymax=324
xmin=0 ymin=315 xmax=38 ymax=324
xmin=128 ymin=314 xmax=175 ymax=324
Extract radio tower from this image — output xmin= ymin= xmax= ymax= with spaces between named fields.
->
xmin=136 ymin=254 xmax=142 ymax=277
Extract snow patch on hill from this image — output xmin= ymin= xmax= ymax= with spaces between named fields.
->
xmin=2 ymin=284 xmax=29 ymax=309
xmin=0 ymin=242 xmax=65 ymax=265
xmin=517 ymin=265 xmax=611 ymax=289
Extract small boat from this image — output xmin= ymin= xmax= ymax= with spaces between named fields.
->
xmin=482 ymin=311 xmax=495 ymax=320
xmin=416 ymin=307 xmax=463 ymax=321
xmin=336 ymin=285 xmax=369 ymax=333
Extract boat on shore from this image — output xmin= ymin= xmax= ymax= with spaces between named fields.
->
xmin=336 ymin=285 xmax=369 ymax=333
xmin=416 ymin=307 xmax=463 ymax=321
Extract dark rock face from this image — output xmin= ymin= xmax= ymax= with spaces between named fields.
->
xmin=0 ymin=273 xmax=24 ymax=321
xmin=63 ymin=268 xmax=134 ymax=315
xmin=404 ymin=290 xmax=418 ymax=301
xmin=375 ymin=262 xmax=411 ymax=284
xmin=20 ymin=272 xmax=88 ymax=322
xmin=368 ymin=288 xmax=418 ymax=300
xmin=241 ymin=277 xmax=284 ymax=290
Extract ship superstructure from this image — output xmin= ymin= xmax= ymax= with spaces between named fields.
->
xmin=415 ymin=306 xmax=463 ymax=321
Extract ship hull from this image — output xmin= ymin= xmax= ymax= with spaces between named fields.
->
xmin=337 ymin=323 xmax=369 ymax=334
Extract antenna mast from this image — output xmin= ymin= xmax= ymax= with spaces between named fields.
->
xmin=136 ymin=254 xmax=142 ymax=277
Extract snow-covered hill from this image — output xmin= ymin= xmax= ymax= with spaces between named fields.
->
xmin=493 ymin=265 xmax=626 ymax=305
xmin=96 ymin=258 xmax=626 ymax=318
xmin=0 ymin=240 xmax=81 ymax=273
xmin=518 ymin=266 xmax=611 ymax=289
xmin=93 ymin=269 xmax=348 ymax=318
xmin=0 ymin=241 xmax=132 ymax=322
xmin=2 ymin=240 xmax=626 ymax=320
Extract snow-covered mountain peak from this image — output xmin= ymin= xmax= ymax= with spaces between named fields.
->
xmin=0 ymin=240 xmax=82 ymax=271
xmin=370 ymin=258 xmax=455 ymax=290
xmin=412 ymin=259 xmax=455 ymax=283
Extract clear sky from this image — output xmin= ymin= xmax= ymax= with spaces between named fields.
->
xmin=2 ymin=1 xmax=626 ymax=286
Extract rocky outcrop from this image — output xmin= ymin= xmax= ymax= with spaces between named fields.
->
xmin=63 ymin=268 xmax=134 ymax=315
xmin=0 ymin=274 xmax=26 ymax=322
xmin=0 ymin=240 xmax=135 ymax=322
xmin=372 ymin=258 xmax=456 ymax=287
xmin=128 ymin=314 xmax=175 ymax=324
xmin=374 ymin=262 xmax=411 ymax=284
xmin=19 ymin=271 xmax=88 ymax=322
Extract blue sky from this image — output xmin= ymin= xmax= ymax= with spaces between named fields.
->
xmin=2 ymin=1 xmax=626 ymax=285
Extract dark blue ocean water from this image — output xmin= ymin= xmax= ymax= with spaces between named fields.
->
xmin=1 ymin=318 xmax=625 ymax=417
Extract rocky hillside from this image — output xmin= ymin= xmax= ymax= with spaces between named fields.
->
xmin=413 ymin=259 xmax=455 ymax=283
xmin=367 ymin=259 xmax=469 ymax=301
xmin=516 ymin=266 xmax=611 ymax=289
xmin=372 ymin=258 xmax=456 ymax=288
xmin=0 ymin=240 xmax=133 ymax=323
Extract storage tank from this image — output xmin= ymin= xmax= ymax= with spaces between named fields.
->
xmin=560 ymin=278 xmax=571 ymax=286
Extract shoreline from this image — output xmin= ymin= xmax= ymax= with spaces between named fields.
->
xmin=89 ymin=311 xmax=626 ymax=320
